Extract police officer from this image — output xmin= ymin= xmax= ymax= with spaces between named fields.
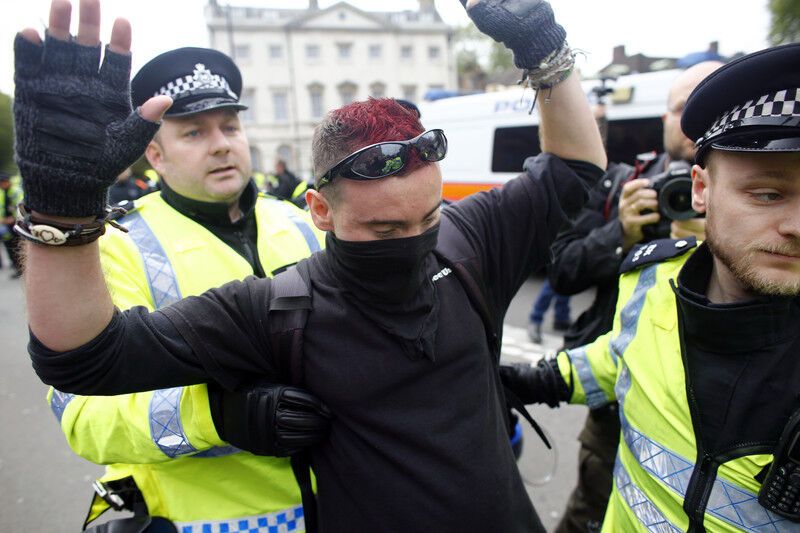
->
xmin=45 ymin=46 xmax=330 ymax=531
xmin=0 ymin=172 xmax=23 ymax=277
xmin=549 ymin=61 xmax=722 ymax=533
xmin=17 ymin=0 xmax=607 ymax=531
xmin=502 ymin=43 xmax=800 ymax=531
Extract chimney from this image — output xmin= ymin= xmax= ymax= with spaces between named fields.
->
xmin=309 ymin=0 xmax=319 ymax=9
xmin=419 ymin=0 xmax=435 ymax=13
xmin=708 ymin=41 xmax=719 ymax=54
xmin=612 ymin=45 xmax=626 ymax=63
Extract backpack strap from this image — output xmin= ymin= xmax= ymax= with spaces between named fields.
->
xmin=268 ymin=263 xmax=312 ymax=386
xmin=267 ymin=263 xmax=319 ymax=533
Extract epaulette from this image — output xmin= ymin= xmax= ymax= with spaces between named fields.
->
xmin=619 ymin=236 xmax=697 ymax=274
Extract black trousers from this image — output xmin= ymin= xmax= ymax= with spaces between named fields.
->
xmin=3 ymin=231 xmax=22 ymax=273
xmin=555 ymin=403 xmax=620 ymax=533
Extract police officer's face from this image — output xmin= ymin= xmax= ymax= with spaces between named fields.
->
xmin=146 ymin=109 xmax=252 ymax=204
xmin=309 ymin=163 xmax=443 ymax=241
xmin=692 ymin=151 xmax=800 ymax=299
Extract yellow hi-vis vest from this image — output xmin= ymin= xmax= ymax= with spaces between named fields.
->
xmin=47 ymin=191 xmax=324 ymax=532
xmin=556 ymin=244 xmax=794 ymax=532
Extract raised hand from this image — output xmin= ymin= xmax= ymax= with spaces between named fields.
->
xmin=458 ymin=0 xmax=566 ymax=70
xmin=14 ymin=0 xmax=171 ymax=218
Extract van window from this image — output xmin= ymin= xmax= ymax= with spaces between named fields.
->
xmin=605 ymin=118 xmax=663 ymax=165
xmin=492 ymin=126 xmax=541 ymax=173
xmin=492 ymin=117 xmax=664 ymax=173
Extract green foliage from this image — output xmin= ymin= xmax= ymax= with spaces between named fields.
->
xmin=769 ymin=0 xmax=800 ymax=45
xmin=0 ymin=92 xmax=16 ymax=175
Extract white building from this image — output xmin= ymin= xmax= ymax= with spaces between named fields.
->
xmin=205 ymin=0 xmax=456 ymax=179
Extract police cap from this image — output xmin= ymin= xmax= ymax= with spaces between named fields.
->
xmin=682 ymin=43 xmax=800 ymax=165
xmin=131 ymin=47 xmax=248 ymax=118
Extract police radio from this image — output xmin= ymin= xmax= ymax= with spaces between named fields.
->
xmin=758 ymin=408 xmax=800 ymax=520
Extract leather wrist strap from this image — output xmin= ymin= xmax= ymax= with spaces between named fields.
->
xmin=13 ymin=203 xmax=128 ymax=246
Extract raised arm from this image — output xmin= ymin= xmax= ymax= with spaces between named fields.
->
xmin=18 ymin=0 xmax=171 ymax=351
xmin=463 ymin=0 xmax=606 ymax=169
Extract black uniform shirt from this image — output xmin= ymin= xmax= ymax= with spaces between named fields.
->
xmin=30 ymin=154 xmax=603 ymax=532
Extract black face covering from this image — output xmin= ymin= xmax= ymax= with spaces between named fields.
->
xmin=325 ymin=223 xmax=440 ymax=305
xmin=325 ymin=224 xmax=441 ymax=360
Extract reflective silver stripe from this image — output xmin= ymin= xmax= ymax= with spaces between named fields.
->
xmin=617 ymin=365 xmax=792 ymax=531
xmin=615 ymin=457 xmax=682 ymax=532
xmin=149 ymin=387 xmax=198 ymax=458
xmin=50 ymin=390 xmax=75 ymax=424
xmin=175 ymin=505 xmax=304 ymax=533
xmin=122 ymin=212 xmax=238 ymax=458
xmin=193 ymin=445 xmax=240 ymax=458
xmin=609 ymin=265 xmax=658 ymax=364
xmin=568 ymin=346 xmax=609 ymax=409
xmin=264 ymin=198 xmax=321 ymax=253
xmin=120 ymin=211 xmax=182 ymax=308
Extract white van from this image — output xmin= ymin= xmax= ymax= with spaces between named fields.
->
xmin=419 ymin=69 xmax=680 ymax=201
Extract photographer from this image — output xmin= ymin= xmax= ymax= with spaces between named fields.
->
xmin=548 ymin=61 xmax=722 ymax=533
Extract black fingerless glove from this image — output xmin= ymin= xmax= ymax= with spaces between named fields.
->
xmin=463 ymin=0 xmax=566 ymax=69
xmin=209 ymin=382 xmax=332 ymax=457
xmin=14 ymin=33 xmax=161 ymax=217
xmin=499 ymin=358 xmax=570 ymax=407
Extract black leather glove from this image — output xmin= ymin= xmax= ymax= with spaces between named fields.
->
xmin=499 ymin=359 xmax=569 ymax=408
xmin=14 ymin=33 xmax=160 ymax=217
xmin=209 ymin=382 xmax=332 ymax=457
xmin=461 ymin=0 xmax=566 ymax=70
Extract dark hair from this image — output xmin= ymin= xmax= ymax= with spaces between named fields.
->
xmin=312 ymin=98 xmax=425 ymax=195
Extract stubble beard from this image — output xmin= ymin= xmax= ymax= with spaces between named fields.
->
xmin=705 ymin=214 xmax=800 ymax=298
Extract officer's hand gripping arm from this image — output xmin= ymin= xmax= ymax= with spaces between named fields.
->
xmin=210 ymin=382 xmax=332 ymax=457
xmin=500 ymin=359 xmax=571 ymax=407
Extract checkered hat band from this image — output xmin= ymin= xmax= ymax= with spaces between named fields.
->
xmin=704 ymin=88 xmax=800 ymax=140
xmin=154 ymin=72 xmax=238 ymax=101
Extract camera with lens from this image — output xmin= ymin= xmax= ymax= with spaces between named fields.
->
xmin=641 ymin=161 xmax=700 ymax=240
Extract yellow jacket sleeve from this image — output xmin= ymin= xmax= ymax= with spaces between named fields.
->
xmin=47 ymin=229 xmax=226 ymax=465
xmin=556 ymin=330 xmax=620 ymax=409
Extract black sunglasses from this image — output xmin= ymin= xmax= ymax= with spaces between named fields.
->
xmin=318 ymin=129 xmax=448 ymax=189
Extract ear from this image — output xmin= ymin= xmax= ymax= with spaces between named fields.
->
xmin=145 ymin=140 xmax=165 ymax=176
xmin=307 ymin=189 xmax=334 ymax=232
xmin=691 ymin=164 xmax=709 ymax=214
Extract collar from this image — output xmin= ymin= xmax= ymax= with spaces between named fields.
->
xmin=159 ymin=178 xmax=257 ymax=227
xmin=673 ymin=243 xmax=800 ymax=353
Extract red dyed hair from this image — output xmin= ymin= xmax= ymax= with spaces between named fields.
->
xmin=312 ymin=98 xmax=427 ymax=184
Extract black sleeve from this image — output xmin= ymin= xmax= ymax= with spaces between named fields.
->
xmin=29 ymin=276 xmax=279 ymax=395
xmin=443 ymin=153 xmax=604 ymax=315
xmin=549 ymin=164 xmax=631 ymax=295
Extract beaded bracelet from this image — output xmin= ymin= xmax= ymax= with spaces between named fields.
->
xmin=14 ymin=204 xmax=128 ymax=246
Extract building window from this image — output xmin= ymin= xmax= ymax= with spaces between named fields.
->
xmin=277 ymin=145 xmax=293 ymax=167
xmin=308 ymin=83 xmax=324 ymax=119
xmin=428 ymin=84 xmax=445 ymax=92
xmin=369 ymin=82 xmax=386 ymax=99
xmin=268 ymin=44 xmax=283 ymax=59
xmin=428 ymin=46 xmax=440 ymax=60
xmin=249 ymin=146 xmax=262 ymax=172
xmin=240 ymin=88 xmax=256 ymax=123
xmin=305 ymin=44 xmax=320 ymax=60
xmin=234 ymin=44 xmax=251 ymax=61
xmin=272 ymin=90 xmax=288 ymax=122
xmin=368 ymin=44 xmax=382 ymax=59
xmin=401 ymin=85 xmax=416 ymax=103
xmin=400 ymin=45 xmax=413 ymax=60
xmin=337 ymin=43 xmax=353 ymax=60
xmin=338 ymin=82 xmax=357 ymax=106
